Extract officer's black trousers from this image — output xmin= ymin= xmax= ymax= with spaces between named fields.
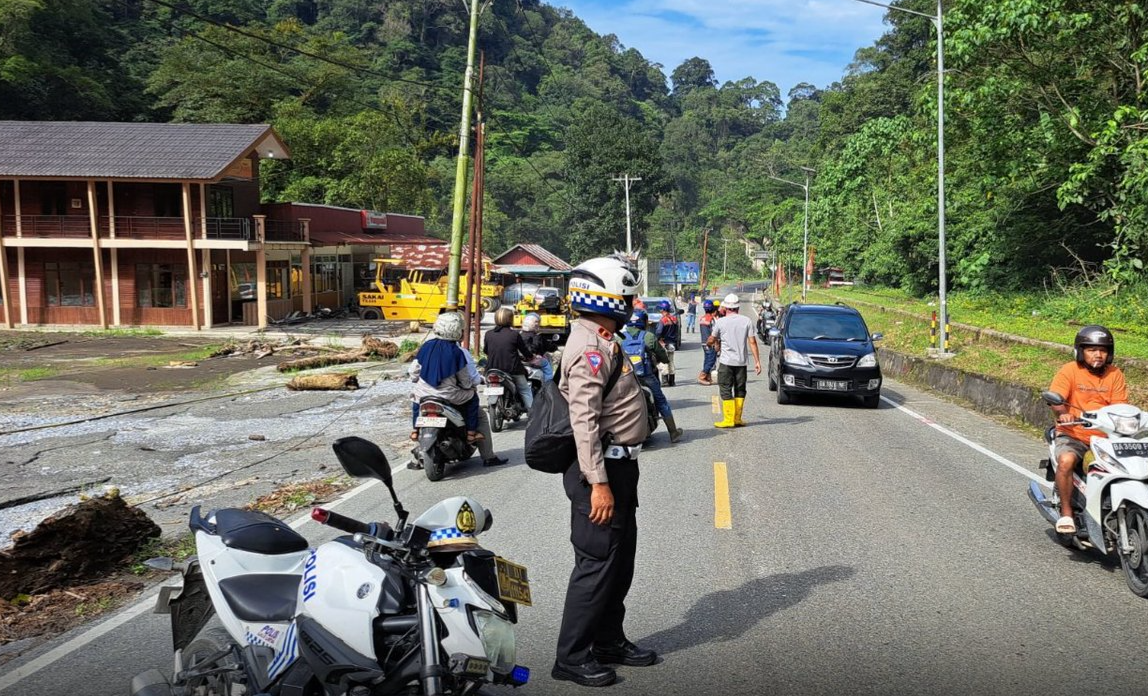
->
xmin=556 ymin=458 xmax=640 ymax=664
xmin=717 ymin=363 xmax=748 ymax=400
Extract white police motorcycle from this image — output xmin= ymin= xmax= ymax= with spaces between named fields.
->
xmin=131 ymin=436 xmax=531 ymax=696
xmin=1028 ymin=391 xmax=1148 ymax=596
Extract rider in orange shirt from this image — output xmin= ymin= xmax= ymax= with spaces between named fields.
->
xmin=1048 ymin=325 xmax=1128 ymax=533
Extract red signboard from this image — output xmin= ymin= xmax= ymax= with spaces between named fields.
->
xmin=360 ymin=210 xmax=388 ymax=229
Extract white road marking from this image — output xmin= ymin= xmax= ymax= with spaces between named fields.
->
xmin=0 ymin=469 xmax=396 ymax=691
xmin=880 ymin=395 xmax=1049 ymax=488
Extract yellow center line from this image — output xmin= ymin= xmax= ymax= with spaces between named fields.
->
xmin=711 ymin=394 xmax=719 ymax=414
xmin=714 ymin=462 xmax=732 ymax=529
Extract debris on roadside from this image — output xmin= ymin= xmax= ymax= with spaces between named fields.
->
xmin=0 ymin=579 xmax=143 ymax=654
xmin=165 ymin=360 xmax=199 ymax=368
xmin=276 ymin=335 xmax=399 ymax=373
xmin=286 ymin=372 xmax=360 ymax=391
xmin=246 ymin=476 xmax=354 ymax=515
xmin=0 ymin=489 xmax=160 ymax=599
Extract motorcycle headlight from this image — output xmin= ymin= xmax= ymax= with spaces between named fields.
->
xmin=1095 ymin=447 xmax=1128 ymax=473
xmin=1112 ymin=413 xmax=1140 ymax=436
xmin=783 ymin=349 xmax=811 ymax=367
xmin=857 ymin=353 xmax=878 ymax=368
xmin=472 ymin=609 xmax=517 ymax=671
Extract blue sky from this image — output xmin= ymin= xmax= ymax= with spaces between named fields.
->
xmin=552 ymin=0 xmax=891 ymax=98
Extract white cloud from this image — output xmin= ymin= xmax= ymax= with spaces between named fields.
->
xmin=553 ymin=0 xmax=890 ymax=95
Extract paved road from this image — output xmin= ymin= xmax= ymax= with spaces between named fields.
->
xmin=6 ymin=313 xmax=1148 ymax=695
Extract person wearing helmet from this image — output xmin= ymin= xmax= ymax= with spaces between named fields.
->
xmin=483 ymin=306 xmax=535 ymax=410
xmin=621 ymin=309 xmax=684 ymax=443
xmin=1048 ymin=325 xmax=1129 ymax=533
xmin=698 ymin=299 xmax=718 ymax=385
xmin=409 ymin=312 xmax=482 ymax=444
xmin=554 ymin=254 xmax=655 ymax=687
xmin=521 ymin=312 xmax=557 ymax=382
xmin=654 ymin=299 xmax=680 ymax=386
xmin=708 ymin=293 xmax=761 ymax=428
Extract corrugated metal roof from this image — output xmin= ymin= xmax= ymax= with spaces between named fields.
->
xmin=493 ymin=264 xmax=570 ymax=276
xmin=493 ymin=243 xmax=572 ymax=270
xmin=0 ymin=121 xmax=287 ymax=179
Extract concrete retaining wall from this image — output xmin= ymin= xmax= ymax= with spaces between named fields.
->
xmin=879 ymin=348 xmax=1049 ymax=430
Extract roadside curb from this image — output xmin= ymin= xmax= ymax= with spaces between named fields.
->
xmin=878 ymin=347 xmax=1047 ymax=431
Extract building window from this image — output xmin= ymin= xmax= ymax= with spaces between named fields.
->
xmin=136 ymin=264 xmax=187 ymax=308
xmin=266 ymin=260 xmax=288 ymax=299
xmin=312 ymin=255 xmax=339 ymax=294
xmin=41 ymin=183 xmax=68 ymax=216
xmin=208 ymin=187 xmax=234 ymax=218
xmin=45 ymin=262 xmax=96 ymax=306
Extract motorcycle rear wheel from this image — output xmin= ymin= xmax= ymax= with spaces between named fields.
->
xmin=1120 ymin=506 xmax=1148 ymax=597
xmin=180 ymin=625 xmax=238 ymax=696
xmin=490 ymin=404 xmax=504 ymax=433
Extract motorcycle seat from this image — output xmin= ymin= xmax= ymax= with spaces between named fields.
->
xmin=210 ymin=508 xmax=309 ymax=555
xmin=218 ymin=574 xmax=301 ymax=622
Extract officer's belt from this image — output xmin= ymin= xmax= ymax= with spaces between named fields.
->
xmin=604 ymin=444 xmax=641 ymax=460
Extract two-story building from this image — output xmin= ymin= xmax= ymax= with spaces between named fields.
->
xmin=0 ymin=121 xmax=446 ymax=329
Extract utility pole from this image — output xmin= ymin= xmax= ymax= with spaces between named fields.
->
xmin=611 ymin=174 xmax=642 ymax=255
xmin=699 ymin=228 xmax=710 ymax=296
xmin=461 ymin=54 xmax=485 ymax=351
xmin=445 ymin=0 xmax=485 ymax=311
xmin=722 ymin=236 xmax=728 ymax=276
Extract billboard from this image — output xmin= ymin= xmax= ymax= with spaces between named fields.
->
xmin=657 ymin=261 xmax=700 ymax=284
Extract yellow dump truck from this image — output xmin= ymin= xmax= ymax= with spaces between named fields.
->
xmin=512 ymin=286 xmax=570 ymax=338
xmin=357 ymin=258 xmax=502 ymax=323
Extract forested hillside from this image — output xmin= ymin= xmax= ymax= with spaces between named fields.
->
xmin=2 ymin=0 xmax=1145 ymax=293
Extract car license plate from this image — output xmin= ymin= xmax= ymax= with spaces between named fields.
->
xmin=494 ymin=557 xmax=532 ymax=606
xmin=485 ymin=386 xmax=504 ymax=396
xmin=1113 ymin=442 xmax=1148 ymax=457
xmin=815 ymin=379 xmax=849 ymax=391
xmin=415 ymin=416 xmax=447 ymax=428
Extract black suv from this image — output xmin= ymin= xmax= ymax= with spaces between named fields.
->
xmin=767 ymin=303 xmax=883 ymax=408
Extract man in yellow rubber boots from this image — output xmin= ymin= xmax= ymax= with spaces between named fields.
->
xmin=707 ymin=293 xmax=761 ymax=427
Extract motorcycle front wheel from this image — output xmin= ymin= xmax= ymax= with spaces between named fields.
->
xmin=1120 ymin=505 xmax=1148 ymax=597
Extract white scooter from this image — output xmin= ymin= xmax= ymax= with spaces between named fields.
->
xmin=132 ymin=436 xmax=531 ymax=696
xmin=1027 ymin=391 xmax=1148 ymax=596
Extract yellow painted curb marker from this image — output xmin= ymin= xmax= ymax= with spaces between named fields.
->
xmin=714 ymin=462 xmax=732 ymax=529
xmin=711 ymin=394 xmax=720 ymax=414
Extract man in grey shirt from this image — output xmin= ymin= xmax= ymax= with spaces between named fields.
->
xmin=708 ymin=293 xmax=761 ymax=428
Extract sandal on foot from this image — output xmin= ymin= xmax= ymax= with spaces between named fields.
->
xmin=410 ymin=431 xmax=418 ymax=441
xmin=1056 ymin=516 xmax=1076 ymax=534
xmin=467 ymin=432 xmax=485 ymax=444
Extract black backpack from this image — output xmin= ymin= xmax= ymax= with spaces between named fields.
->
xmin=524 ymin=352 xmax=624 ymax=474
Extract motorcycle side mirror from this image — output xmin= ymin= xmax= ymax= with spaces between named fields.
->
xmin=1042 ymin=391 xmax=1066 ymax=407
xmin=871 ymin=332 xmax=883 ymax=341
xmin=332 ymin=436 xmax=393 ymax=487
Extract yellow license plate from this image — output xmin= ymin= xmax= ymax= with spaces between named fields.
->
xmin=494 ymin=557 xmax=532 ymax=606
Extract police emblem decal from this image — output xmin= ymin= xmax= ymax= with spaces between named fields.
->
xmin=456 ymin=501 xmax=477 ymax=534
xmin=585 ymin=351 xmax=603 ymax=375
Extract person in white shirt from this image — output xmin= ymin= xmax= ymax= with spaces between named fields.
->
xmin=707 ymin=293 xmax=761 ymax=428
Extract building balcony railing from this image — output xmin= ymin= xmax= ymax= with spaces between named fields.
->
xmin=263 ymin=219 xmax=305 ymax=242
xmin=0 ymin=215 xmax=303 ymax=243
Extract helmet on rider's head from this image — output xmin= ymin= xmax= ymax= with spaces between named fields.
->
xmin=522 ymin=313 xmax=541 ymax=331
xmin=433 ymin=312 xmax=465 ymax=342
xmin=628 ymin=309 xmax=648 ymax=328
xmin=494 ymin=307 xmax=514 ymax=327
xmin=568 ymin=253 xmax=641 ymax=327
xmin=1074 ymin=325 xmax=1115 ymax=367
xmin=658 ymin=300 xmax=672 ymax=312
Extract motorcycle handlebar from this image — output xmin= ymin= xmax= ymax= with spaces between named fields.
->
xmin=312 ymin=507 xmax=392 ymax=540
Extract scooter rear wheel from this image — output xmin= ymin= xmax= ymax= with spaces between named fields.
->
xmin=490 ymin=405 xmax=504 ymax=433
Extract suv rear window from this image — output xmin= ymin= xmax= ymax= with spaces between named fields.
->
xmin=788 ymin=313 xmax=869 ymax=341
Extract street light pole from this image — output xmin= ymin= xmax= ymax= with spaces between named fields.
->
xmin=850 ymin=0 xmax=949 ymax=355
xmin=768 ymin=168 xmax=814 ymax=302
xmin=611 ymin=174 xmax=642 ymax=255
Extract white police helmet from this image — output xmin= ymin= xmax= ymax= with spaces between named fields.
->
xmin=412 ymin=496 xmax=491 ymax=551
xmin=568 ymin=253 xmax=641 ymax=326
